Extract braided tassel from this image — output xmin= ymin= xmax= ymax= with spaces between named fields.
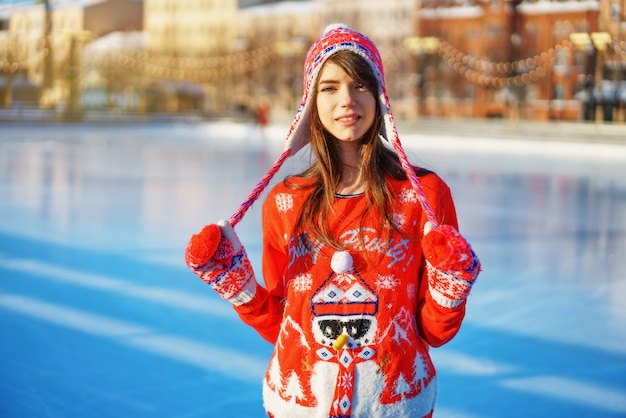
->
xmin=384 ymin=111 xmax=439 ymax=226
xmin=228 ymin=148 xmax=292 ymax=228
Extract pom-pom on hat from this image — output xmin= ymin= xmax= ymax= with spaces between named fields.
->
xmin=228 ymin=24 xmax=438 ymax=228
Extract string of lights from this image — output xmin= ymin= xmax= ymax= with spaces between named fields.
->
xmin=435 ymin=37 xmax=625 ymax=88
xmin=0 ymin=48 xmax=49 ymax=74
xmin=438 ymin=40 xmax=563 ymax=88
xmin=103 ymin=46 xmax=276 ymax=83
xmin=2 ymin=35 xmax=624 ymax=83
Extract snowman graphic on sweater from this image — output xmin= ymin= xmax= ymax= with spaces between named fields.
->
xmin=311 ymin=251 xmax=379 ymax=416
xmin=263 ymin=249 xmax=436 ymax=418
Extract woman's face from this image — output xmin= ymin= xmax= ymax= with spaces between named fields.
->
xmin=315 ymin=61 xmax=376 ymax=143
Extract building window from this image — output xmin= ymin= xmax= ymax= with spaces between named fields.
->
xmin=573 ymin=50 xmax=586 ymax=68
xmin=485 ymin=24 xmax=503 ymax=36
xmin=524 ymin=22 xmax=538 ymax=37
xmin=553 ymin=84 xmax=565 ymax=100
xmin=553 ymin=21 xmax=571 ymax=37
xmin=574 ymin=20 xmax=589 ymax=33
xmin=526 ymin=84 xmax=537 ymax=102
xmin=556 ymin=48 xmax=568 ymax=66
xmin=466 ymin=26 xmax=478 ymax=38
xmin=612 ymin=2 xmax=621 ymax=20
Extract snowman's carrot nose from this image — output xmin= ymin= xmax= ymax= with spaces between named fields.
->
xmin=333 ymin=333 xmax=349 ymax=351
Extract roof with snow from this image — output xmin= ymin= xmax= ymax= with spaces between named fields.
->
xmin=420 ymin=5 xmax=484 ymax=20
xmin=518 ymin=0 xmax=599 ymax=14
xmin=238 ymin=0 xmax=315 ymax=16
xmin=83 ymin=30 xmax=145 ymax=54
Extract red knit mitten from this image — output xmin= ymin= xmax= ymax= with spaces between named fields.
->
xmin=185 ymin=220 xmax=257 ymax=306
xmin=422 ymin=222 xmax=480 ymax=308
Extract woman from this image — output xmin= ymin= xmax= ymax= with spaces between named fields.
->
xmin=186 ymin=24 xmax=480 ymax=418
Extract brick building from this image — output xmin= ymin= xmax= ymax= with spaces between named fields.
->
xmin=417 ymin=0 xmax=611 ymax=120
xmin=516 ymin=0 xmax=600 ymax=120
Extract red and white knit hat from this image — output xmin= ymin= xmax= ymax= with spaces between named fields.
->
xmin=284 ymin=23 xmax=391 ymax=155
xmin=228 ymin=24 xmax=437 ymax=227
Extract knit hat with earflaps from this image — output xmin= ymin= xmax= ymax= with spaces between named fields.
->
xmin=228 ymin=23 xmax=438 ymax=227
xmin=284 ymin=23 xmax=391 ymax=155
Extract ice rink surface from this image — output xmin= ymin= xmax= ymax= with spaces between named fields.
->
xmin=1 ymin=120 xmax=625 ymax=417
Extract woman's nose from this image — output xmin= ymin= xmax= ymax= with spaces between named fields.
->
xmin=338 ymin=86 xmax=356 ymax=106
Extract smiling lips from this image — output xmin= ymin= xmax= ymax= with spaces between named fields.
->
xmin=336 ymin=114 xmax=361 ymax=124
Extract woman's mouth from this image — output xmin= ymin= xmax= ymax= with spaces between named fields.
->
xmin=336 ymin=114 xmax=361 ymax=124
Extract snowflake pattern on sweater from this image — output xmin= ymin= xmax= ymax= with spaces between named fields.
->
xmin=234 ymin=172 xmax=466 ymax=418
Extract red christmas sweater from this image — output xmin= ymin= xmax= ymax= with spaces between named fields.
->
xmin=234 ymin=171 xmax=466 ymax=418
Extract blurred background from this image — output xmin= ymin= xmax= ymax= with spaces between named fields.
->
xmin=1 ymin=1 xmax=626 ymax=417
xmin=0 ymin=0 xmax=625 ymax=124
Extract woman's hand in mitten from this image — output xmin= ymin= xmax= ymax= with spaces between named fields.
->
xmin=185 ymin=220 xmax=257 ymax=306
xmin=422 ymin=222 xmax=481 ymax=308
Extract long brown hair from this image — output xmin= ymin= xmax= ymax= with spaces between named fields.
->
xmin=287 ymin=50 xmax=407 ymax=249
